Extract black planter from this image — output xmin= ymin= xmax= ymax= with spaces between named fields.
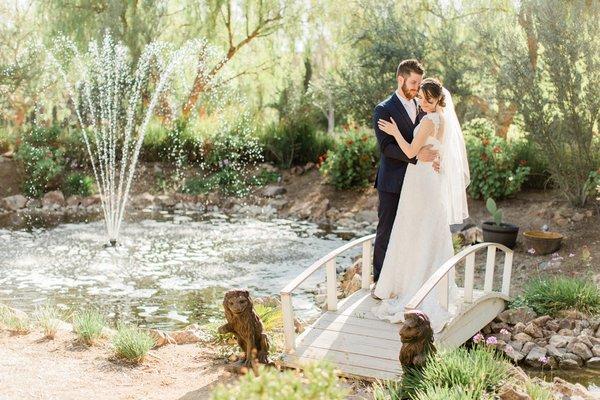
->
xmin=482 ymin=221 xmax=519 ymax=249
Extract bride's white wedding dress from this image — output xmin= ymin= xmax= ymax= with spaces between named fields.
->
xmin=371 ymin=112 xmax=458 ymax=333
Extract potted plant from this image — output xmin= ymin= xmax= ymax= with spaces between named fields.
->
xmin=482 ymin=198 xmax=519 ymax=249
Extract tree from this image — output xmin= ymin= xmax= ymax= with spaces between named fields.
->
xmin=498 ymin=0 xmax=600 ymax=205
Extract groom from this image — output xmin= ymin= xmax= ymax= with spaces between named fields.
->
xmin=371 ymin=59 xmax=439 ymax=299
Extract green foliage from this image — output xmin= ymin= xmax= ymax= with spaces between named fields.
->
xmin=464 ymin=119 xmax=530 ymax=200
xmin=253 ymin=303 xmax=283 ymax=333
xmin=203 ymin=118 xmax=263 ymax=171
xmin=62 ymin=172 xmax=94 ymax=197
xmin=320 ymin=127 xmax=377 ymax=190
xmin=486 ymin=198 xmax=503 ymax=225
xmin=112 ymin=325 xmax=155 ymax=363
xmin=512 ymin=139 xmax=552 ymax=190
xmin=15 ymin=126 xmax=65 ymax=198
xmin=0 ymin=305 xmax=31 ymax=334
xmin=259 ymin=122 xmax=333 ymax=168
xmin=73 ymin=309 xmax=106 ymax=346
xmin=375 ymin=344 xmax=510 ymax=400
xmin=512 ymin=277 xmax=600 ymax=317
xmin=0 ymin=127 xmax=16 ymax=153
xmin=210 ymin=361 xmax=348 ymax=400
xmin=33 ymin=304 xmax=61 ymax=339
xmin=452 ymin=234 xmax=464 ymax=254
xmin=249 ymin=169 xmax=280 ymax=187
xmin=498 ymin=0 xmax=600 ymax=206
xmin=525 ymin=382 xmax=554 ymax=400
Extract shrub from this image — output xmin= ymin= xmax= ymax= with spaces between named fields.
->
xmin=513 ymin=277 xmax=600 ymax=317
xmin=112 ymin=325 xmax=155 ymax=363
xmin=210 ymin=361 xmax=348 ymax=400
xmin=512 ymin=138 xmax=552 ymax=190
xmin=73 ymin=309 xmax=106 ymax=345
xmin=259 ymin=122 xmax=333 ymax=168
xmin=0 ymin=305 xmax=31 ymax=334
xmin=464 ymin=118 xmax=530 ymax=200
xmin=203 ymin=118 xmax=263 ymax=171
xmin=34 ymin=304 xmax=61 ymax=339
xmin=62 ymin=172 xmax=94 ymax=197
xmin=375 ymin=344 xmax=510 ymax=399
xmin=320 ymin=126 xmax=377 ymax=190
xmin=15 ymin=127 xmax=65 ymax=198
xmin=0 ymin=127 xmax=16 ymax=153
xmin=249 ymin=169 xmax=280 ymax=187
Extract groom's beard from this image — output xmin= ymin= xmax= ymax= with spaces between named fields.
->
xmin=401 ymin=83 xmax=417 ymax=100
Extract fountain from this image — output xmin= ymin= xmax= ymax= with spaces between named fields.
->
xmin=47 ymin=34 xmax=215 ymax=245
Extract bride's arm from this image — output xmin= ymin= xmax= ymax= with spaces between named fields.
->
xmin=377 ymin=118 xmax=434 ymax=159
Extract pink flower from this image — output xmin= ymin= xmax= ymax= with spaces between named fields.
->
xmin=500 ymin=328 xmax=510 ymax=335
xmin=527 ymin=248 xmax=536 ymax=254
xmin=539 ymin=356 xmax=549 ymax=364
xmin=486 ymin=336 xmax=498 ymax=345
xmin=505 ymin=345 xmax=514 ymax=353
xmin=473 ymin=333 xmax=484 ymax=343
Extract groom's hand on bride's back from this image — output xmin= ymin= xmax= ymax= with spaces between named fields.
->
xmin=416 ymin=145 xmax=437 ymax=162
xmin=416 ymin=145 xmax=441 ymax=173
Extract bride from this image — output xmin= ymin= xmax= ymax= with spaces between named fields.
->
xmin=371 ymin=78 xmax=470 ymax=333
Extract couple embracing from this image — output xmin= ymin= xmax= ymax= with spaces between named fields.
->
xmin=370 ymin=59 xmax=470 ymax=333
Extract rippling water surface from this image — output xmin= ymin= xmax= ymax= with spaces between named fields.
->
xmin=0 ymin=213 xmax=358 ymax=329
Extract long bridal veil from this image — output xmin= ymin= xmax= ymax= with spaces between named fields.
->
xmin=440 ymin=88 xmax=470 ymax=225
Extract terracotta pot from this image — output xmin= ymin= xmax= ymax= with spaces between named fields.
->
xmin=523 ymin=230 xmax=563 ymax=255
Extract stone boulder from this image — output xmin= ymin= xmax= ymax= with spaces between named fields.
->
xmin=354 ymin=210 xmax=378 ymax=224
xmin=42 ymin=190 xmax=66 ymax=207
xmin=1 ymin=194 xmax=27 ymax=211
xmin=261 ymin=185 xmax=287 ymax=198
xmin=587 ymin=357 xmax=600 ymax=368
xmin=497 ymin=307 xmax=537 ymax=325
xmin=524 ymin=346 xmax=547 ymax=368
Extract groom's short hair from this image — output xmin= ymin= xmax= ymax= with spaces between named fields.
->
xmin=396 ymin=59 xmax=424 ymax=78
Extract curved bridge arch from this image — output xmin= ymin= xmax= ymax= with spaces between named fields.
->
xmin=279 ymin=237 xmax=514 ymax=380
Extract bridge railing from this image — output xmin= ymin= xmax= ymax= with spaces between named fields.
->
xmin=405 ymin=242 xmax=514 ymax=312
xmin=280 ymin=233 xmax=376 ymax=353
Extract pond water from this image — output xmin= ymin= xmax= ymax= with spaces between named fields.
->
xmin=0 ymin=211 xmax=360 ymax=330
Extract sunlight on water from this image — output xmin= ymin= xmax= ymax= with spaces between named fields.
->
xmin=0 ymin=216 xmax=357 ymax=329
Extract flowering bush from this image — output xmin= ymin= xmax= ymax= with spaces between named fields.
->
xmin=464 ymin=119 xmax=530 ymax=200
xmin=320 ymin=126 xmax=377 ymax=190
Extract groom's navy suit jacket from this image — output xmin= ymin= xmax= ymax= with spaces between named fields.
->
xmin=373 ymin=93 xmax=425 ymax=194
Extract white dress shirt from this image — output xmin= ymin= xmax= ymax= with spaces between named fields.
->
xmin=395 ymin=90 xmax=417 ymax=124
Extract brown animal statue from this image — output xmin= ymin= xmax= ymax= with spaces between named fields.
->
xmin=218 ymin=290 xmax=270 ymax=368
xmin=399 ymin=310 xmax=436 ymax=371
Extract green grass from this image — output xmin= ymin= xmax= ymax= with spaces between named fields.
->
xmin=0 ymin=304 xmax=31 ymax=334
xmin=112 ymin=325 xmax=155 ymax=363
xmin=513 ymin=277 xmax=600 ymax=316
xmin=374 ymin=344 xmax=510 ymax=400
xmin=33 ymin=304 xmax=61 ymax=339
xmin=210 ymin=361 xmax=347 ymax=400
xmin=525 ymin=381 xmax=554 ymax=400
xmin=73 ymin=309 xmax=106 ymax=345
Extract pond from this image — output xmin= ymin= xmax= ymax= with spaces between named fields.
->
xmin=0 ymin=211 xmax=360 ymax=330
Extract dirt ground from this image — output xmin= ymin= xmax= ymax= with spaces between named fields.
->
xmin=0 ymin=329 xmax=237 ymax=400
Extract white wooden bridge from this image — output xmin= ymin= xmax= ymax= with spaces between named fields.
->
xmin=280 ymin=234 xmax=514 ymax=380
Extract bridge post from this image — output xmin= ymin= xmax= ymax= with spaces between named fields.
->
xmin=361 ymin=240 xmax=372 ymax=290
xmin=501 ymin=251 xmax=514 ymax=296
xmin=464 ymin=252 xmax=475 ymax=303
xmin=281 ymin=293 xmax=296 ymax=353
xmin=484 ymin=246 xmax=497 ymax=293
xmin=326 ymin=258 xmax=338 ymax=311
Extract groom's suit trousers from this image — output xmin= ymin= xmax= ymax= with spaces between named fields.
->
xmin=373 ymin=190 xmax=401 ymax=282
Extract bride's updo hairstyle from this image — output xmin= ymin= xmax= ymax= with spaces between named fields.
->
xmin=420 ymin=78 xmax=445 ymax=107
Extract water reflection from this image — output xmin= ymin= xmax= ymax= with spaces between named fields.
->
xmin=0 ymin=213 xmax=359 ymax=330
